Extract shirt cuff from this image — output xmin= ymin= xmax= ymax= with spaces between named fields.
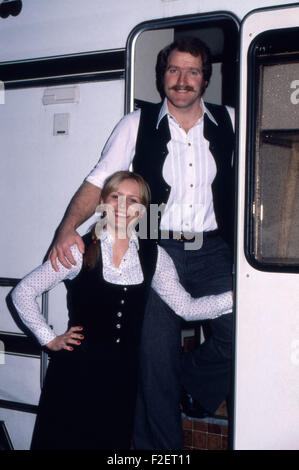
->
xmin=35 ymin=325 xmax=57 ymax=347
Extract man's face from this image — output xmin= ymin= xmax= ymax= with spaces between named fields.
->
xmin=163 ymin=49 xmax=207 ymax=111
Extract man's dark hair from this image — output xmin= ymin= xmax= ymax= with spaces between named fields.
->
xmin=155 ymin=36 xmax=212 ymax=99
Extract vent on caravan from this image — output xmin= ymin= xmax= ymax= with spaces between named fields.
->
xmin=42 ymin=86 xmax=80 ymax=105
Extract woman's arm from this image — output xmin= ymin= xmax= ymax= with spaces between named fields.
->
xmin=12 ymin=245 xmax=83 ymax=347
xmin=151 ymin=247 xmax=233 ymax=321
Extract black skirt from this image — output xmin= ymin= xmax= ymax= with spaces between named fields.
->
xmin=31 ymin=343 xmax=139 ymax=450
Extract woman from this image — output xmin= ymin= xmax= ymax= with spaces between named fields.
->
xmin=12 ymin=171 xmax=232 ymax=450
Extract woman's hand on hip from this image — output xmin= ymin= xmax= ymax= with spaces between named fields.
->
xmin=46 ymin=326 xmax=84 ymax=352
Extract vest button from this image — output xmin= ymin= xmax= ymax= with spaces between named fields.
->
xmin=117 ymin=312 xmax=122 ymax=318
xmin=116 ymin=323 xmax=121 ymax=329
xmin=116 ymin=338 xmax=121 ymax=343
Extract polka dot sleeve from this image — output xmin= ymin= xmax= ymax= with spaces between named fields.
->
xmin=11 ymin=245 xmax=82 ymax=346
xmin=152 ymin=246 xmax=233 ymax=321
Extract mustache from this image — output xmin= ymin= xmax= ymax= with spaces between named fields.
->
xmin=170 ymin=85 xmax=195 ymax=92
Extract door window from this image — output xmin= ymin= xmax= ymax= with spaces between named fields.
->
xmin=125 ymin=13 xmax=239 ymax=112
xmin=247 ymin=28 xmax=299 ymax=270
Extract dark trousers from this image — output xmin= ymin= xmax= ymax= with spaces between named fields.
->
xmin=134 ymin=235 xmax=233 ymax=450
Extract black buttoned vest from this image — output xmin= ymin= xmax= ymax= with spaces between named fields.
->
xmin=133 ymin=101 xmax=235 ymax=247
xmin=64 ymin=232 xmax=158 ymax=350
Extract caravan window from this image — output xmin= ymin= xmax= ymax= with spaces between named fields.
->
xmin=246 ymin=28 xmax=299 ymax=271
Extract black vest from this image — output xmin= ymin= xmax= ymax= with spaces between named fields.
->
xmin=64 ymin=232 xmax=158 ymax=350
xmin=133 ymin=102 xmax=235 ymax=246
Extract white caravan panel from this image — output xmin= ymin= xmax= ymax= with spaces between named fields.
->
xmin=0 ymin=409 xmax=36 ymax=450
xmin=0 ymin=354 xmax=40 ymax=405
xmin=235 ymin=4 xmax=299 ymax=450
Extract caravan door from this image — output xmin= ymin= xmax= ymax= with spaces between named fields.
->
xmin=235 ymin=4 xmax=299 ymax=450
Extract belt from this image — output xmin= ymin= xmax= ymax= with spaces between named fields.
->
xmin=159 ymin=229 xmax=219 ymax=242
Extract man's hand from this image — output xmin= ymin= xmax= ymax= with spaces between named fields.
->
xmin=48 ymin=181 xmax=102 ymax=271
xmin=46 ymin=326 xmax=84 ymax=352
xmin=49 ymin=227 xmax=85 ymax=271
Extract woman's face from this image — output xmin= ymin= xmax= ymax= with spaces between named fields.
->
xmin=102 ymin=178 xmax=144 ymax=235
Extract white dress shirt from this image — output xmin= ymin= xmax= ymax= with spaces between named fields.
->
xmin=86 ymin=99 xmax=234 ymax=233
xmin=12 ymin=230 xmax=232 ymax=346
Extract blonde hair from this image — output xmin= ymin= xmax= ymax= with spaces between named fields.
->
xmin=84 ymin=171 xmax=151 ymax=269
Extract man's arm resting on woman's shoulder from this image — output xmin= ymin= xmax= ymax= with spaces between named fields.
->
xmin=49 ymin=181 xmax=102 ymax=271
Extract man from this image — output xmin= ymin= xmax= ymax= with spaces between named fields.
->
xmin=49 ymin=36 xmax=235 ymax=449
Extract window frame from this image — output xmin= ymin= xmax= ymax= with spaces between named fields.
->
xmin=0 ymin=48 xmax=125 ymax=90
xmin=125 ymin=11 xmax=240 ymax=113
xmin=245 ymin=26 xmax=299 ymax=273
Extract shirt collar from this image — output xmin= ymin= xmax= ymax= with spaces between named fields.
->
xmin=98 ymin=227 xmax=140 ymax=249
xmin=156 ymin=98 xmax=218 ymax=129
